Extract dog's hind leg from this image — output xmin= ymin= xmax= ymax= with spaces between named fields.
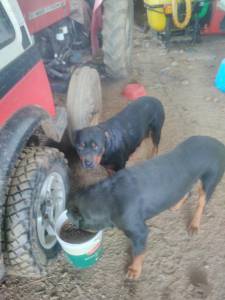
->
xmin=201 ymin=167 xmax=225 ymax=203
xmin=188 ymin=184 xmax=206 ymax=235
xmin=170 ymin=193 xmax=190 ymax=212
xmin=124 ymin=223 xmax=149 ymax=280
xmin=188 ymin=167 xmax=224 ymax=235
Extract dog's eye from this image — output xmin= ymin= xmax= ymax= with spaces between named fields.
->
xmin=78 ymin=143 xmax=85 ymax=149
xmin=92 ymin=143 xmax=98 ymax=150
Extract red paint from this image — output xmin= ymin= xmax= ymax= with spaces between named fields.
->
xmin=87 ymin=243 xmax=100 ymax=255
xmin=18 ymin=0 xmax=71 ymax=34
xmin=18 ymin=0 xmax=102 ymax=54
xmin=91 ymin=0 xmax=103 ymax=55
xmin=202 ymin=1 xmax=225 ymax=35
xmin=0 ymin=61 xmax=55 ymax=126
xmin=122 ymin=83 xmax=148 ymax=101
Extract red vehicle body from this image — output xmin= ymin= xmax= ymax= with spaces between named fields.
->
xmin=0 ymin=0 xmax=103 ymax=127
xmin=202 ymin=0 xmax=225 ymax=35
xmin=17 ymin=0 xmax=103 ymax=53
xmin=0 ymin=0 xmax=105 ymax=280
xmin=0 ymin=60 xmax=55 ymax=125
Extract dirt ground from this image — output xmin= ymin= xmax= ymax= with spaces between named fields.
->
xmin=1 ymin=28 xmax=225 ymax=300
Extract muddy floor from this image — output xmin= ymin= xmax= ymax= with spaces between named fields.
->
xmin=1 ymin=28 xmax=225 ymax=300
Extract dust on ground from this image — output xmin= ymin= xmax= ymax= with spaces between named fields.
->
xmin=1 ymin=29 xmax=225 ymax=300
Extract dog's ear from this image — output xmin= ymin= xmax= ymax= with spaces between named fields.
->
xmin=69 ymin=130 xmax=79 ymax=147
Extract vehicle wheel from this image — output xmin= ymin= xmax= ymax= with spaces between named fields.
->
xmin=102 ymin=0 xmax=134 ymax=79
xmin=4 ymin=147 xmax=69 ymax=276
xmin=66 ymin=66 xmax=102 ymax=138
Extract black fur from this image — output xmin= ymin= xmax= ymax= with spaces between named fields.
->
xmin=72 ymin=96 xmax=165 ymax=170
xmin=67 ymin=136 xmax=225 ymax=257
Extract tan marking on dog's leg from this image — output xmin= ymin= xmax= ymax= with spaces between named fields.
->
xmin=126 ymin=253 xmax=145 ymax=280
xmin=170 ymin=193 xmax=189 ymax=211
xmin=188 ymin=185 xmax=206 ymax=235
xmin=151 ymin=145 xmax=158 ymax=158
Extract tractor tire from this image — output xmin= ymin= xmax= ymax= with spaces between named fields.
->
xmin=102 ymin=0 xmax=134 ymax=79
xmin=4 ymin=147 xmax=69 ymax=277
xmin=66 ymin=66 xmax=102 ymax=140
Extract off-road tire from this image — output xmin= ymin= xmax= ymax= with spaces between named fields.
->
xmin=4 ymin=147 xmax=69 ymax=277
xmin=102 ymin=0 xmax=134 ymax=79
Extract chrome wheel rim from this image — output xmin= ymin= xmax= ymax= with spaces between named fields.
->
xmin=37 ymin=172 xmax=66 ymax=250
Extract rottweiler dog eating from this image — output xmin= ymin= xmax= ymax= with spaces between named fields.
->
xmin=67 ymin=136 xmax=225 ymax=280
xmin=72 ymin=96 xmax=165 ymax=172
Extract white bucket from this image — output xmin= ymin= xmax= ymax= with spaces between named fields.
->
xmin=55 ymin=211 xmax=103 ymax=269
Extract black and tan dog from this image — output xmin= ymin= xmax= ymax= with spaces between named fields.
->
xmin=72 ymin=96 xmax=165 ymax=172
xmin=67 ymin=136 xmax=225 ymax=279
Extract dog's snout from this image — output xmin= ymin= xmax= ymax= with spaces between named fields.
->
xmin=84 ymin=159 xmax=94 ymax=168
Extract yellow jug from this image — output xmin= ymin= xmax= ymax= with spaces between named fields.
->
xmin=144 ymin=0 xmax=171 ymax=32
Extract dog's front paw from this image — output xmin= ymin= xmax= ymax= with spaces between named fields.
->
xmin=188 ymin=223 xmax=199 ymax=235
xmin=126 ymin=265 xmax=142 ymax=280
xmin=126 ymin=253 xmax=145 ymax=280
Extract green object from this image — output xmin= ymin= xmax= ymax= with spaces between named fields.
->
xmin=197 ymin=0 xmax=210 ymax=19
xmin=65 ymin=246 xmax=104 ymax=269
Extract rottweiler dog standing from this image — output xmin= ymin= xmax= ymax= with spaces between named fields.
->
xmin=67 ymin=136 xmax=225 ymax=279
xmin=72 ymin=96 xmax=165 ymax=172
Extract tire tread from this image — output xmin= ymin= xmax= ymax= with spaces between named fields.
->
xmin=4 ymin=147 xmax=68 ymax=277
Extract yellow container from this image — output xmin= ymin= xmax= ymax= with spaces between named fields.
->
xmin=144 ymin=0 xmax=171 ymax=32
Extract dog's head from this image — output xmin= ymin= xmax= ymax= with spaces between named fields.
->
xmin=73 ymin=127 xmax=106 ymax=169
xmin=66 ymin=190 xmax=100 ymax=232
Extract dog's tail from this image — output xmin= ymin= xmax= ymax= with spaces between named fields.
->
xmin=150 ymin=98 xmax=165 ymax=152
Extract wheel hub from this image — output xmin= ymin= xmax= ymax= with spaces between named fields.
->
xmin=37 ymin=172 xmax=66 ymax=250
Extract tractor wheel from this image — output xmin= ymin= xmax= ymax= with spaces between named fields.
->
xmin=66 ymin=66 xmax=102 ymax=140
xmin=4 ymin=147 xmax=69 ymax=276
xmin=102 ymin=0 xmax=134 ymax=79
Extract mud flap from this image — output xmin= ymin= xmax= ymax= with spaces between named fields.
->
xmin=41 ymin=107 xmax=68 ymax=143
